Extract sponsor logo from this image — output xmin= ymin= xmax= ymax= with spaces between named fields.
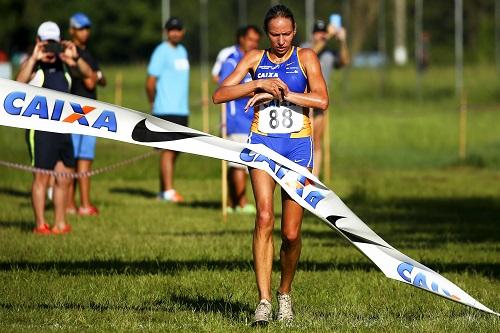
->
xmin=258 ymin=64 xmax=280 ymax=70
xmin=3 ymin=91 xmax=117 ymax=132
xmin=239 ymin=148 xmax=325 ymax=208
xmin=257 ymin=72 xmax=279 ymax=79
xmin=131 ymin=119 xmax=207 ymax=142
xmin=262 ymin=100 xmax=296 ymax=108
xmin=397 ymin=262 xmax=461 ymax=301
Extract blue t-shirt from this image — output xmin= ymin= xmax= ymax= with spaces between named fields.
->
xmin=147 ymin=42 xmax=190 ymax=116
xmin=218 ymin=47 xmax=254 ymax=135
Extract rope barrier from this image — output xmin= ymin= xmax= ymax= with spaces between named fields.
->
xmin=0 ymin=150 xmax=158 ymax=179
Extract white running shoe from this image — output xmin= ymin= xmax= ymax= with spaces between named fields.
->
xmin=252 ymin=299 xmax=272 ymax=326
xmin=276 ymin=291 xmax=294 ymax=322
xmin=157 ymin=189 xmax=184 ymax=203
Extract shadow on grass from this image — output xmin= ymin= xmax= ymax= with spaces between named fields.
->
xmin=0 ymin=187 xmax=30 ymax=198
xmin=109 ymin=187 xmax=157 ymax=199
xmin=339 ymin=195 xmax=500 ymax=248
xmin=108 ymin=187 xmax=221 ymax=210
xmin=0 ymin=220 xmax=33 ymax=232
xmin=179 ymin=200 xmax=221 ymax=210
xmin=0 ymin=259 xmax=497 ymax=279
xmin=0 ymin=299 xmax=174 ymax=312
xmin=171 ymin=293 xmax=251 ymax=321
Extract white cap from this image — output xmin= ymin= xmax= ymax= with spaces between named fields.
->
xmin=37 ymin=21 xmax=61 ymax=41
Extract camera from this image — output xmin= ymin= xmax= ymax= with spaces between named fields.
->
xmin=44 ymin=41 xmax=64 ymax=54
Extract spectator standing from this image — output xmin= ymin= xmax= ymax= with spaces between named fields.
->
xmin=146 ymin=17 xmax=190 ymax=202
xmin=211 ymin=27 xmax=247 ymax=83
xmin=301 ymin=19 xmax=349 ymax=177
xmin=16 ymin=21 xmax=94 ymax=234
xmin=66 ymin=12 xmax=106 ymax=216
xmin=218 ymin=25 xmax=261 ymax=213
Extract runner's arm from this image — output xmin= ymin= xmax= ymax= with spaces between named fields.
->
xmin=284 ymin=48 xmax=328 ymax=110
xmin=213 ymin=50 xmax=289 ymax=103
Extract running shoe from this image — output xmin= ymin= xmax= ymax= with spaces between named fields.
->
xmin=252 ymin=299 xmax=272 ymax=326
xmin=158 ymin=189 xmax=184 ymax=203
xmin=276 ymin=291 xmax=294 ymax=322
xmin=235 ymin=204 xmax=256 ymax=214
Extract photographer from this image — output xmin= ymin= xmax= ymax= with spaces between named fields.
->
xmin=16 ymin=21 xmax=94 ymax=235
xmin=301 ymin=18 xmax=350 ymax=178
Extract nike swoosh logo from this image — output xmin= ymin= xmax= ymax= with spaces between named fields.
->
xmin=293 ymin=159 xmax=304 ymax=163
xmin=131 ymin=119 xmax=207 ymax=143
xmin=326 ymin=215 xmax=389 ymax=248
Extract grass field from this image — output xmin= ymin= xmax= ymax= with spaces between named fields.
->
xmin=0 ymin=64 xmax=499 ymax=332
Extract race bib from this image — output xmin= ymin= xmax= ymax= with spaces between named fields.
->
xmin=258 ymin=101 xmax=304 ymax=134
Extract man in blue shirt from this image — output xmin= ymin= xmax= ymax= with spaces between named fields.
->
xmin=146 ymin=17 xmax=189 ymax=202
xmin=218 ymin=25 xmax=261 ymax=213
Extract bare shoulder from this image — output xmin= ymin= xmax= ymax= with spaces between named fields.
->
xmin=298 ymin=47 xmax=319 ymax=63
xmin=243 ymin=49 xmax=265 ymax=66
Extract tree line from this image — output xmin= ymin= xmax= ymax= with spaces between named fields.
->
xmin=0 ymin=0 xmax=497 ymax=65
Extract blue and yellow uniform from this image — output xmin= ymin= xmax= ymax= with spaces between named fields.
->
xmin=249 ymin=46 xmax=313 ymax=168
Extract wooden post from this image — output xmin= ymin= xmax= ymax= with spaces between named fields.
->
xmin=221 ymin=103 xmax=228 ymax=221
xmin=202 ymin=79 xmax=210 ymax=133
xmin=459 ymin=91 xmax=467 ymax=160
xmin=323 ymin=107 xmax=331 ymax=183
xmin=114 ymin=71 xmax=123 ymax=106
xmin=200 ymin=0 xmax=210 ymax=133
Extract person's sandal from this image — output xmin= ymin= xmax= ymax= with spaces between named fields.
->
xmin=33 ymin=223 xmax=51 ymax=235
xmin=78 ymin=206 xmax=99 ymax=216
xmin=51 ymin=224 xmax=72 ymax=234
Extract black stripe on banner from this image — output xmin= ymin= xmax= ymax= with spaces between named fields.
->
xmin=132 ymin=119 xmax=208 ymax=143
xmin=326 ymin=215 xmax=389 ymax=248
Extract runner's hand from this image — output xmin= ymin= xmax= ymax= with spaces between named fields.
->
xmin=245 ymin=92 xmax=274 ymax=110
xmin=257 ymin=78 xmax=288 ymax=101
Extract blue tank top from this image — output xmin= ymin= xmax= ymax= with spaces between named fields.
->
xmin=251 ymin=46 xmax=311 ymax=138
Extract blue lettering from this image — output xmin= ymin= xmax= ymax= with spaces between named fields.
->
xmin=275 ymin=165 xmax=290 ymax=179
xmin=431 ymin=281 xmax=439 ymax=292
xmin=240 ymin=148 xmax=255 ymax=162
xmin=295 ymin=175 xmax=306 ymax=197
xmin=304 ymin=190 xmax=325 ymax=208
xmin=3 ymin=91 xmax=26 ymax=115
xmin=70 ymin=102 xmax=89 ymax=126
xmin=255 ymin=153 xmax=276 ymax=171
xmin=50 ymin=99 xmax=65 ymax=121
xmin=22 ymin=95 xmax=48 ymax=119
xmin=92 ymin=111 xmax=117 ymax=132
xmin=397 ymin=262 xmax=413 ymax=283
xmin=413 ymin=272 xmax=429 ymax=290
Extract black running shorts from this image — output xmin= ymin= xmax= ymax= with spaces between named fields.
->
xmin=26 ymin=130 xmax=76 ymax=170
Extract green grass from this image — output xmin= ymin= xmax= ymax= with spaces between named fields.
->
xmin=0 ymin=64 xmax=499 ymax=332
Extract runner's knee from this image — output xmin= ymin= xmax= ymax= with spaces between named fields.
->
xmin=282 ymin=227 xmax=301 ymax=245
xmin=255 ymin=210 xmax=274 ymax=233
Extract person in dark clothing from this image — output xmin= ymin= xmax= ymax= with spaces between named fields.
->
xmin=16 ymin=21 xmax=95 ymax=234
xmin=66 ymin=12 xmax=106 ymax=216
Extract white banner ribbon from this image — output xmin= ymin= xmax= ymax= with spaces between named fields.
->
xmin=0 ymin=78 xmax=497 ymax=316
